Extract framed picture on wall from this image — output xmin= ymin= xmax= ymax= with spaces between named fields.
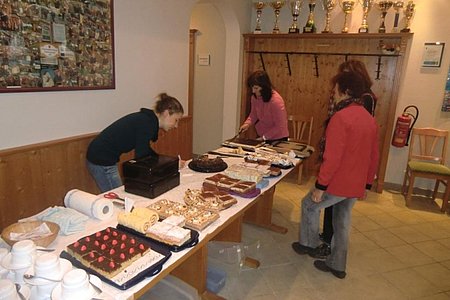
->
xmin=421 ymin=42 xmax=445 ymax=68
xmin=0 ymin=0 xmax=115 ymax=93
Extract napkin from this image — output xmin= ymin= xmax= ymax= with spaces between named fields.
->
xmin=36 ymin=206 xmax=89 ymax=235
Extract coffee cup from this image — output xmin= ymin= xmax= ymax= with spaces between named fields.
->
xmin=10 ymin=240 xmax=36 ymax=268
xmin=35 ymin=253 xmax=61 ymax=279
xmin=61 ymin=269 xmax=92 ymax=299
xmin=0 ymin=278 xmax=20 ymax=300
xmin=0 ymin=249 xmax=8 ymax=279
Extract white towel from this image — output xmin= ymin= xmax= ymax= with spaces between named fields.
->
xmin=36 ymin=206 xmax=89 ymax=235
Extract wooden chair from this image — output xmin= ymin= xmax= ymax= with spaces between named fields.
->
xmin=287 ymin=114 xmax=313 ymax=184
xmin=402 ymin=127 xmax=450 ymax=212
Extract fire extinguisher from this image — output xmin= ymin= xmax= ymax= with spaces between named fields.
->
xmin=391 ymin=105 xmax=419 ymax=147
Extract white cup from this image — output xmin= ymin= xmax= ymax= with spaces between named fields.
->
xmin=0 ymin=249 xmax=9 ymax=279
xmin=10 ymin=240 xmax=36 ymax=267
xmin=10 ymin=267 xmax=27 ymax=284
xmin=0 ymin=278 xmax=19 ymax=300
xmin=61 ymin=269 xmax=90 ymax=299
xmin=35 ymin=253 xmax=61 ymax=278
xmin=36 ymin=281 xmax=58 ymax=298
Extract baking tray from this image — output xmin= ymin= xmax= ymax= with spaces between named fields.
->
xmin=60 ymin=230 xmax=172 ymax=290
xmin=116 ymin=224 xmax=199 ymax=252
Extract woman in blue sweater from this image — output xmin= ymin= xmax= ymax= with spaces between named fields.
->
xmin=86 ymin=93 xmax=184 ymax=192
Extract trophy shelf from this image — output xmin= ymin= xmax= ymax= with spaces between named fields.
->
xmin=241 ymin=32 xmax=413 ymax=192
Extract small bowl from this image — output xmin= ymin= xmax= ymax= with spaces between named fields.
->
xmin=1 ymin=221 xmax=59 ymax=248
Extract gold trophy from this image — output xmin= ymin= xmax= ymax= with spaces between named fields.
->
xmin=376 ymin=0 xmax=393 ymax=33
xmin=392 ymin=1 xmax=404 ymax=32
xmin=270 ymin=1 xmax=286 ymax=34
xmin=400 ymin=0 xmax=415 ymax=32
xmin=358 ymin=0 xmax=374 ymax=33
xmin=339 ymin=0 xmax=355 ymax=33
xmin=303 ymin=0 xmax=317 ymax=33
xmin=321 ymin=0 xmax=336 ymax=33
xmin=289 ymin=0 xmax=304 ymax=33
xmin=253 ymin=1 xmax=267 ymax=34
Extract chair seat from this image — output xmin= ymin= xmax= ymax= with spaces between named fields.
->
xmin=408 ymin=161 xmax=450 ymax=176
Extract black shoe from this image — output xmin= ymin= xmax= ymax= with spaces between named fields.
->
xmin=308 ymin=243 xmax=331 ymax=259
xmin=292 ymin=242 xmax=314 ymax=255
xmin=313 ymin=260 xmax=346 ymax=279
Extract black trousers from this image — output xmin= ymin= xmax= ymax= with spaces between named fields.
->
xmin=322 ymin=205 xmax=334 ymax=244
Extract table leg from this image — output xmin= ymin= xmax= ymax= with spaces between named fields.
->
xmin=171 ymin=245 xmax=207 ymax=293
xmin=243 ymin=186 xmax=288 ymax=234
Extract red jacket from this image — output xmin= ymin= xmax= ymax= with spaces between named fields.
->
xmin=316 ymin=104 xmax=379 ymax=198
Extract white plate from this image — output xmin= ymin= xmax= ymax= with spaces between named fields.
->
xmin=51 ymin=275 xmax=101 ymax=300
xmin=24 ymin=259 xmax=72 ymax=286
xmin=1 ymin=253 xmax=33 ymax=270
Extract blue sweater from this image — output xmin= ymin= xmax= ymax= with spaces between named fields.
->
xmin=86 ymin=108 xmax=159 ymax=165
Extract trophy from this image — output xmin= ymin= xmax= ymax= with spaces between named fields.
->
xmin=392 ymin=1 xmax=404 ymax=32
xmin=270 ymin=1 xmax=286 ymax=34
xmin=358 ymin=0 xmax=374 ymax=33
xmin=303 ymin=0 xmax=317 ymax=33
xmin=339 ymin=0 xmax=355 ymax=33
xmin=321 ymin=0 xmax=336 ymax=33
xmin=253 ymin=1 xmax=267 ymax=34
xmin=400 ymin=0 xmax=415 ymax=32
xmin=289 ymin=0 xmax=303 ymax=33
xmin=376 ymin=0 xmax=393 ymax=33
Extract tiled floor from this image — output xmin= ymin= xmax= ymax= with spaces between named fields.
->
xmin=211 ymin=176 xmax=450 ymax=300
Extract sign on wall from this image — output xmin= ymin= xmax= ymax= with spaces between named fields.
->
xmin=0 ymin=0 xmax=115 ymax=93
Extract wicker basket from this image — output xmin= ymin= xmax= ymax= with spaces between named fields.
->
xmin=1 ymin=221 xmax=60 ymax=248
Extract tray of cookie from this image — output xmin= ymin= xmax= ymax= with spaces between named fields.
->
xmin=147 ymin=199 xmax=220 ymax=232
xmin=60 ymin=226 xmax=172 ymax=290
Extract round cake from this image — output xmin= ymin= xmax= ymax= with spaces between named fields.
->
xmin=188 ymin=155 xmax=227 ymax=173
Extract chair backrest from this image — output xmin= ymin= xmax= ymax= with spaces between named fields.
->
xmin=288 ymin=114 xmax=313 ymax=145
xmin=408 ymin=127 xmax=449 ymax=165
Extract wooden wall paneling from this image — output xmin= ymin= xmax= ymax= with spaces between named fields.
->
xmin=242 ymin=33 xmax=412 ymax=189
xmin=0 ymin=116 xmax=193 ymax=230
xmin=0 ymin=151 xmax=44 ymax=230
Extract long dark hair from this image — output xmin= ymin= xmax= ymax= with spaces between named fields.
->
xmin=247 ymin=70 xmax=273 ymax=102
xmin=154 ymin=93 xmax=184 ymax=115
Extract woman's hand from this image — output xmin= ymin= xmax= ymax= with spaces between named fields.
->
xmin=312 ymin=188 xmax=324 ymax=203
xmin=239 ymin=123 xmax=250 ymax=133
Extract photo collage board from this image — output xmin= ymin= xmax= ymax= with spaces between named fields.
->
xmin=0 ymin=0 xmax=114 ymax=92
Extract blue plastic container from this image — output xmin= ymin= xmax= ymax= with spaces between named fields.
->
xmin=206 ymin=265 xmax=227 ymax=293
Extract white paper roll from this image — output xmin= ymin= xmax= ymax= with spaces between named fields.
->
xmin=64 ymin=189 xmax=114 ymax=220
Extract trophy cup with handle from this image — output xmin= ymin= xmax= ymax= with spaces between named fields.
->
xmin=339 ymin=0 xmax=355 ymax=33
xmin=289 ymin=0 xmax=303 ymax=33
xmin=253 ymin=1 xmax=267 ymax=34
xmin=303 ymin=0 xmax=317 ymax=33
xmin=376 ymin=0 xmax=393 ymax=33
xmin=392 ymin=1 xmax=404 ymax=32
xmin=400 ymin=0 xmax=414 ymax=32
xmin=321 ymin=0 xmax=336 ymax=33
xmin=270 ymin=1 xmax=286 ymax=34
xmin=358 ymin=0 xmax=374 ymax=33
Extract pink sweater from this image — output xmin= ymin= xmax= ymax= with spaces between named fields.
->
xmin=243 ymin=90 xmax=289 ymax=140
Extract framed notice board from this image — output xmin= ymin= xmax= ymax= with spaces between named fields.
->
xmin=0 ymin=0 xmax=115 ymax=93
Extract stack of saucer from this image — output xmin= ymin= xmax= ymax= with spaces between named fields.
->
xmin=0 ymin=278 xmax=30 ymax=300
xmin=51 ymin=269 xmax=103 ymax=300
xmin=24 ymin=252 xmax=72 ymax=300
xmin=1 ymin=240 xmax=37 ymax=284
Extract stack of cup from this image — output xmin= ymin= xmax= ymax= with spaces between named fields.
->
xmin=27 ymin=253 xmax=72 ymax=299
xmin=0 ymin=248 xmax=9 ymax=279
xmin=1 ymin=240 xmax=37 ymax=284
xmin=0 ymin=278 xmax=27 ymax=300
xmin=52 ymin=269 xmax=99 ymax=300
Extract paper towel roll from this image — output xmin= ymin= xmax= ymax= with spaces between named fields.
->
xmin=64 ymin=189 xmax=114 ymax=220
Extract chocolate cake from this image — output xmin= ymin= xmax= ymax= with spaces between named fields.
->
xmin=66 ymin=227 xmax=151 ymax=278
xmin=188 ymin=155 xmax=228 ymax=173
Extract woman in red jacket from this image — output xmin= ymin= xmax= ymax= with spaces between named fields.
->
xmin=291 ymin=72 xmax=379 ymax=279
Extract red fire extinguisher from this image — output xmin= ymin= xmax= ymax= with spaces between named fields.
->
xmin=392 ymin=105 xmax=419 ymax=147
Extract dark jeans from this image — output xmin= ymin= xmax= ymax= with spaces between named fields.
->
xmin=322 ymin=206 xmax=334 ymax=244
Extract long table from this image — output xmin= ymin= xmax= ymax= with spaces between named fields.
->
xmin=12 ymin=157 xmax=296 ymax=300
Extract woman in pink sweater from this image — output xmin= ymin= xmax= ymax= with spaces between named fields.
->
xmin=239 ymin=70 xmax=289 ymax=143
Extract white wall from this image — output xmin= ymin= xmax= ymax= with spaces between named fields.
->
xmin=0 ymin=0 xmax=197 ymax=149
xmin=251 ymin=0 xmax=450 ymax=188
